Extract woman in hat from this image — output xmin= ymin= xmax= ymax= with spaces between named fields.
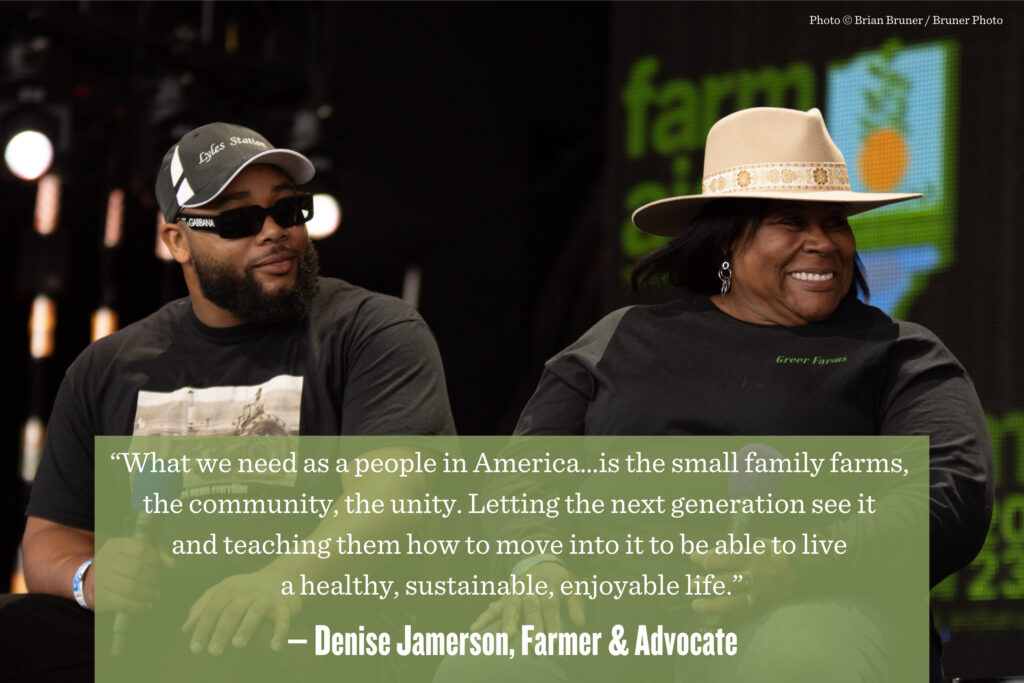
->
xmin=464 ymin=108 xmax=992 ymax=682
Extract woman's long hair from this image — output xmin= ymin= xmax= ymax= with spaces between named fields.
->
xmin=630 ymin=198 xmax=870 ymax=300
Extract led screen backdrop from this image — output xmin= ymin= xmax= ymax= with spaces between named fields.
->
xmin=605 ymin=3 xmax=1023 ymax=679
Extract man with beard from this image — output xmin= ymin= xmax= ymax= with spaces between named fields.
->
xmin=9 ymin=123 xmax=455 ymax=680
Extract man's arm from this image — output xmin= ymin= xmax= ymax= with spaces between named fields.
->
xmin=23 ymin=516 xmax=166 ymax=613
xmin=22 ymin=517 xmax=95 ymax=606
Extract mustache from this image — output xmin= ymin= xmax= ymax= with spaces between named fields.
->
xmin=246 ymin=246 xmax=300 ymax=270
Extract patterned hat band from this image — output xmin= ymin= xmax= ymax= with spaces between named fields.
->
xmin=702 ymin=162 xmax=851 ymax=196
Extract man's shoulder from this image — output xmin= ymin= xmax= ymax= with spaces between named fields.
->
xmin=71 ymin=298 xmax=191 ymax=369
xmin=310 ymin=277 xmax=425 ymax=334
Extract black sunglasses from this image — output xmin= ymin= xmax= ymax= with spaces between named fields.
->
xmin=179 ymin=194 xmax=314 ymax=239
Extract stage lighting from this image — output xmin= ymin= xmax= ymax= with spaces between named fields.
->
xmin=3 ymin=36 xmax=69 ymax=181
xmin=21 ymin=415 xmax=45 ymax=482
xmin=29 ymin=294 xmax=55 ymax=359
xmin=402 ymin=265 xmax=422 ymax=309
xmin=104 ymin=188 xmax=125 ymax=247
xmin=289 ymin=108 xmax=342 ymax=239
xmin=10 ymin=557 xmax=27 ymax=594
xmin=33 ymin=173 xmax=60 ymax=234
xmin=4 ymin=129 xmax=53 ymax=181
xmin=91 ymin=307 xmax=118 ymax=341
xmin=308 ymin=193 xmax=341 ymax=238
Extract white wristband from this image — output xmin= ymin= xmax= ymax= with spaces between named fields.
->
xmin=72 ymin=557 xmax=94 ymax=609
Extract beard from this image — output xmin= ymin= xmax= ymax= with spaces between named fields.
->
xmin=192 ymin=240 xmax=320 ymax=326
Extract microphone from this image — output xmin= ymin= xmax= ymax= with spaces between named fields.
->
xmin=728 ymin=443 xmax=787 ymax=537
xmin=694 ymin=444 xmax=789 ymax=625
xmin=111 ymin=461 xmax=183 ymax=656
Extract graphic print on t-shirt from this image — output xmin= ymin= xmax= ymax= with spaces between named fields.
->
xmin=132 ymin=375 xmax=303 ymax=492
xmin=133 ymin=375 xmax=302 ymax=437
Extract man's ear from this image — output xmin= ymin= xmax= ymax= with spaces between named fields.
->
xmin=160 ymin=222 xmax=192 ymax=265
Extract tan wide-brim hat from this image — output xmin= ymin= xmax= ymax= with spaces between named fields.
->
xmin=631 ymin=107 xmax=922 ymax=236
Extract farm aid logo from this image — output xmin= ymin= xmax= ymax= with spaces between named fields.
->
xmin=827 ymin=39 xmax=957 ymax=316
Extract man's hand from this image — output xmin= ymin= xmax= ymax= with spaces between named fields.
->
xmin=92 ymin=537 xmax=173 ymax=613
xmin=470 ymin=562 xmax=585 ymax=635
xmin=182 ymin=569 xmax=301 ymax=655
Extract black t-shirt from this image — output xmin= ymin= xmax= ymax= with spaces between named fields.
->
xmin=515 ymin=294 xmax=992 ymax=585
xmin=27 ymin=277 xmax=455 ymax=531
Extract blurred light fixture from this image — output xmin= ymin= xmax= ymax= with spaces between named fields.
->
xmin=104 ymin=188 xmax=125 ymax=247
xmin=4 ymin=129 xmax=53 ymax=180
xmin=402 ymin=265 xmax=422 ymax=310
xmin=290 ymin=108 xmax=342 ymax=240
xmin=308 ymin=193 xmax=341 ymax=239
xmin=9 ymin=555 xmax=27 ymax=594
xmin=91 ymin=307 xmax=118 ymax=341
xmin=29 ymin=294 xmax=55 ymax=359
xmin=20 ymin=415 xmax=45 ymax=482
xmin=3 ymin=37 xmax=69 ymax=181
xmin=33 ymin=173 xmax=60 ymax=234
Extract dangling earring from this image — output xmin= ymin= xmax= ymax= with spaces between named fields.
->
xmin=717 ymin=259 xmax=732 ymax=295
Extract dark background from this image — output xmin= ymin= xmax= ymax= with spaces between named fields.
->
xmin=1 ymin=2 xmax=1020 ymax=680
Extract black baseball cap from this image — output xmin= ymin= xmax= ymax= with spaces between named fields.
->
xmin=155 ymin=122 xmax=315 ymax=223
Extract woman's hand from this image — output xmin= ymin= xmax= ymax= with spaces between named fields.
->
xmin=689 ymin=544 xmax=796 ymax=615
xmin=182 ymin=569 xmax=301 ymax=655
xmin=470 ymin=562 xmax=585 ymax=635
